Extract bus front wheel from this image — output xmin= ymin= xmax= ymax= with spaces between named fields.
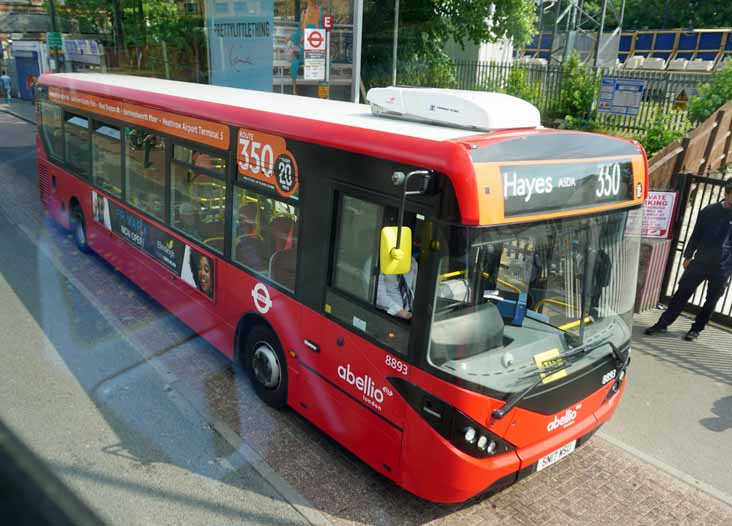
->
xmin=244 ymin=324 xmax=288 ymax=409
xmin=71 ymin=206 xmax=89 ymax=253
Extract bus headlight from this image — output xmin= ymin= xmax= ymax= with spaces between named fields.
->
xmin=389 ymin=376 xmax=516 ymax=459
xmin=464 ymin=427 xmax=477 ymax=444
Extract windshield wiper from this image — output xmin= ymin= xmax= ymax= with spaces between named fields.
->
xmin=569 ymin=339 xmax=625 ymax=364
xmin=523 ymin=314 xmax=582 ymax=347
xmin=491 ymin=340 xmax=625 ymax=420
xmin=492 ymin=360 xmax=573 ymax=420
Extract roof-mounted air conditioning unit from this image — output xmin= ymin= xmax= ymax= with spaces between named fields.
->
xmin=366 ymin=87 xmax=541 ymax=131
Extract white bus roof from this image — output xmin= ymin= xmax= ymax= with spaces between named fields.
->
xmin=44 ymin=73 xmax=538 ymax=143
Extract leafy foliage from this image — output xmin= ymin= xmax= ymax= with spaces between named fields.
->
xmin=556 ymin=51 xmax=599 ymax=123
xmin=362 ymin=0 xmax=537 ymax=90
xmin=619 ymin=0 xmax=732 ymax=30
xmin=52 ymin=0 xmax=206 ymax=81
xmin=688 ymin=63 xmax=732 ymax=124
xmin=502 ymin=67 xmax=540 ymax=106
xmin=636 ymin=113 xmax=688 ymax=158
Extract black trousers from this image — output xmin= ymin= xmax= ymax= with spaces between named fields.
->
xmin=659 ymin=261 xmax=731 ymax=332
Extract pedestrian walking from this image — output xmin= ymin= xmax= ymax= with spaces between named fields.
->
xmin=645 ymin=180 xmax=732 ymax=341
xmin=0 ymin=70 xmax=11 ymax=102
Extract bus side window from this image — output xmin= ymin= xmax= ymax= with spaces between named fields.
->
xmin=332 ymin=195 xmax=382 ymax=302
xmin=64 ymin=112 xmax=90 ymax=180
xmin=170 ymin=144 xmax=227 ymax=253
xmin=92 ymin=122 xmax=122 ymax=197
xmin=125 ymin=128 xmax=165 ymax=220
xmin=326 ymin=194 xmax=410 ymax=356
xmin=40 ymin=101 xmax=64 ymax=160
xmin=231 ymin=186 xmax=299 ymax=292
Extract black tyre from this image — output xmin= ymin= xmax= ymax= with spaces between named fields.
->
xmin=71 ymin=206 xmax=90 ymax=253
xmin=244 ymin=324 xmax=288 ymax=409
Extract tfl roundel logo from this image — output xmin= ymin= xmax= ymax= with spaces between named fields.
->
xmin=252 ymin=283 xmax=272 ymax=314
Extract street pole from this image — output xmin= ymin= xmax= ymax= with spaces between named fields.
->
xmin=48 ymin=0 xmax=59 ymax=33
xmin=392 ymin=0 xmax=399 ymax=86
xmin=48 ymin=0 xmax=59 ymax=72
xmin=593 ymin=0 xmax=608 ymax=68
xmin=352 ymin=0 xmax=364 ymax=102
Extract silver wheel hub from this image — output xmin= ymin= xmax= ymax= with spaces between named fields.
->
xmin=252 ymin=342 xmax=280 ymax=389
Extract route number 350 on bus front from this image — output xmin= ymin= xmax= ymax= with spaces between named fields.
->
xmin=595 ymin=162 xmax=623 ymax=199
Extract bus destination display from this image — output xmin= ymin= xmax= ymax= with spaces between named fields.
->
xmin=501 ymin=159 xmax=633 ymax=217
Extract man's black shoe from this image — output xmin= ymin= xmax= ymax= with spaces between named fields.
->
xmin=644 ymin=324 xmax=668 ymax=336
xmin=684 ymin=330 xmax=700 ymax=341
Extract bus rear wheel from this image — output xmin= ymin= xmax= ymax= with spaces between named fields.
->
xmin=71 ymin=206 xmax=89 ymax=253
xmin=244 ymin=324 xmax=288 ymax=409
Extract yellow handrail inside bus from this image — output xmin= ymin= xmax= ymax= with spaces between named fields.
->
xmin=440 ymin=269 xmax=523 ymax=294
xmin=558 ymin=317 xmax=593 ymax=331
xmin=535 ymin=298 xmax=575 ymax=312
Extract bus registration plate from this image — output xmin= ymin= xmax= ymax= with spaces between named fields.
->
xmin=536 ymin=440 xmax=577 ymax=472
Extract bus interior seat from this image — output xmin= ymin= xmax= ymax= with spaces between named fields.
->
xmin=271 ymin=216 xmax=296 ymax=252
xmin=269 ymin=216 xmax=298 ymax=289
xmin=238 ymin=202 xmax=259 ymax=237
xmin=203 ymin=236 xmax=224 ymax=253
xmin=269 ymin=248 xmax=297 ymax=291
xmin=235 ymin=235 xmax=269 ymax=273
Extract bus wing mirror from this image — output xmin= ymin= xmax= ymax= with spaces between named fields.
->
xmin=380 ymin=226 xmax=412 ymax=275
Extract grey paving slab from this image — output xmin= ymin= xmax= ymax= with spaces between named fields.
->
xmin=603 ymin=309 xmax=732 ymax=502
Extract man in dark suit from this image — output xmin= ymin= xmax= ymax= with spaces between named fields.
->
xmin=645 ymin=180 xmax=732 ymax=341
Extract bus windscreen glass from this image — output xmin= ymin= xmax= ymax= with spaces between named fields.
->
xmin=428 ymin=208 xmax=641 ymax=394
xmin=501 ymin=159 xmax=633 ymax=217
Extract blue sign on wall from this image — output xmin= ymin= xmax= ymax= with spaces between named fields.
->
xmin=207 ymin=0 xmax=274 ymax=92
xmin=598 ymin=77 xmax=646 ymax=116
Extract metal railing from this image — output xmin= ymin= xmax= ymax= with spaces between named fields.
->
xmin=662 ymin=173 xmax=732 ymax=327
xmin=452 ymin=61 xmax=710 ymax=135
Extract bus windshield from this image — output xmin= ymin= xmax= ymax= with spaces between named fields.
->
xmin=427 ymin=208 xmax=641 ymax=394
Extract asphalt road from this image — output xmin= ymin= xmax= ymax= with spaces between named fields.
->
xmin=0 ymin=111 xmax=317 ymax=526
xmin=1 ymin=106 xmax=731 ymax=526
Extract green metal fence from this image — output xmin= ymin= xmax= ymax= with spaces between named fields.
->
xmin=453 ymin=61 xmax=709 ymax=136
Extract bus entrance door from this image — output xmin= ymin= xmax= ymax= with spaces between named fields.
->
xmin=295 ymin=308 xmax=405 ymax=481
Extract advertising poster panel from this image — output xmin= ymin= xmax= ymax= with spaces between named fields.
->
xmin=92 ymin=191 xmax=216 ymax=299
xmin=207 ymin=0 xmax=274 ymax=91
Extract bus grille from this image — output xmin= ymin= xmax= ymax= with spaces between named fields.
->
xmin=38 ymin=162 xmax=50 ymax=205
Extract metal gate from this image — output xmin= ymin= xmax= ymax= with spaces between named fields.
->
xmin=661 ymin=173 xmax=732 ymax=327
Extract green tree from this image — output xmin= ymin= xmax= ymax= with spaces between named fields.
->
xmin=619 ymin=0 xmax=732 ymax=30
xmin=54 ymin=0 xmax=205 ymax=81
xmin=688 ymin=63 xmax=732 ymax=123
xmin=362 ymin=0 xmax=537 ymax=90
